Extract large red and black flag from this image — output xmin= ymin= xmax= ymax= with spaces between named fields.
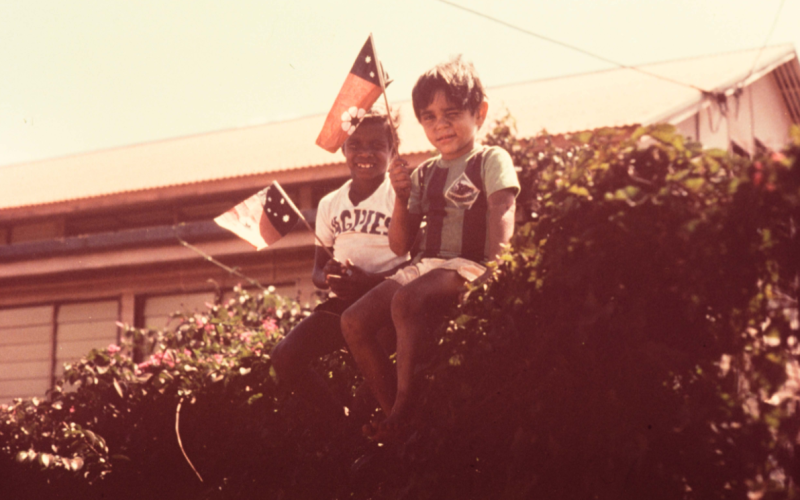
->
xmin=214 ymin=181 xmax=301 ymax=250
xmin=315 ymin=35 xmax=390 ymax=153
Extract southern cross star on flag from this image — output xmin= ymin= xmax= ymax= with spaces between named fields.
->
xmin=214 ymin=182 xmax=301 ymax=250
xmin=315 ymin=36 xmax=390 ymax=153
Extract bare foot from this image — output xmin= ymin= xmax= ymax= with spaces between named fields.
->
xmin=370 ymin=411 xmax=410 ymax=443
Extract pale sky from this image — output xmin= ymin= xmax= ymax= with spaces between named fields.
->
xmin=2 ymin=0 xmax=799 ymax=167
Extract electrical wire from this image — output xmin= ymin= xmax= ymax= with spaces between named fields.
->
xmin=742 ymin=0 xmax=788 ymax=84
xmin=434 ymin=0 xmax=710 ymax=93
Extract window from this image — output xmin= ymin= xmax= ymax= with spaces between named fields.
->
xmin=0 ymin=300 xmax=120 ymax=404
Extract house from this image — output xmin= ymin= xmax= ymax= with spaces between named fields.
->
xmin=1 ymin=44 xmax=798 ymax=403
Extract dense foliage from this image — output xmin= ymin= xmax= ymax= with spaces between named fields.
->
xmin=1 ymin=122 xmax=798 ymax=499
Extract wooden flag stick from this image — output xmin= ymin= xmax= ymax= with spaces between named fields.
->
xmin=270 ymin=181 xmax=335 ymax=259
xmin=369 ymin=33 xmax=399 ymax=149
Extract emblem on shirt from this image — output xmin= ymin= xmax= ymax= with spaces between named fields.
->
xmin=445 ymin=173 xmax=481 ymax=209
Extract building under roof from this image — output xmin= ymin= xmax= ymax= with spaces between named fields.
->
xmin=1 ymin=44 xmax=798 ymax=403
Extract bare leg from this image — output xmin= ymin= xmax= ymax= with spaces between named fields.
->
xmin=270 ymin=311 xmax=346 ymax=417
xmin=384 ymin=269 xmax=465 ymax=430
xmin=341 ymin=279 xmax=402 ymax=416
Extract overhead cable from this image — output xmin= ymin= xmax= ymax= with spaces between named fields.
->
xmin=434 ymin=0 xmax=710 ymax=93
xmin=742 ymin=0 xmax=788 ymax=85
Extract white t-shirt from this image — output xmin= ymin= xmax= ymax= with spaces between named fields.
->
xmin=315 ymin=175 xmax=409 ymax=274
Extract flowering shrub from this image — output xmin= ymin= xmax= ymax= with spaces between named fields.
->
xmin=1 ymin=122 xmax=798 ymax=499
xmin=0 ymin=286 xmax=370 ymax=499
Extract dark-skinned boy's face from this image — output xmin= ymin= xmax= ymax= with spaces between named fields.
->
xmin=341 ymin=121 xmax=393 ymax=182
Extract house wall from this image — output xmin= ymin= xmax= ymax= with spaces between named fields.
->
xmin=751 ymin=73 xmax=794 ymax=151
xmin=0 ymin=181 xmax=333 ymax=404
xmin=0 ymin=151 xmax=432 ymax=404
xmin=674 ymin=72 xmax=794 ymax=155
xmin=0 ymin=242 xmax=318 ymax=404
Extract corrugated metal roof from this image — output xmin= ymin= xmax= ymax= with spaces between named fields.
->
xmin=1 ymin=44 xmax=796 ymax=212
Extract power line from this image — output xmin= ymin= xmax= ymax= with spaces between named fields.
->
xmin=743 ymin=0 xmax=788 ymax=84
xmin=434 ymin=0 xmax=710 ymax=93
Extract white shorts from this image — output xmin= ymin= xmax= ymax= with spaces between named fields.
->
xmin=389 ymin=257 xmax=486 ymax=287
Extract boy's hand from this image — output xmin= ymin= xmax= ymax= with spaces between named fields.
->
xmin=389 ymin=158 xmax=413 ymax=200
xmin=327 ymin=260 xmax=373 ymax=301
xmin=323 ymin=259 xmax=346 ymax=283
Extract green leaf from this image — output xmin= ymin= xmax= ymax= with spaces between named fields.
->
xmin=567 ymin=185 xmax=591 ymax=198
xmin=454 ymin=314 xmax=473 ymax=327
xmin=684 ymin=177 xmax=705 ymax=191
xmin=630 ymin=126 xmax=648 ymax=142
xmin=111 ymin=377 xmax=123 ymax=398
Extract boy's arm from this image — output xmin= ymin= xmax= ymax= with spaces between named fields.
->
xmin=485 ymin=187 xmax=517 ymax=263
xmin=483 ymin=147 xmax=520 ymax=264
xmin=466 ymin=187 xmax=515 ymax=292
xmin=388 ymin=159 xmax=423 ymax=256
xmin=388 ymin=197 xmax=423 ymax=256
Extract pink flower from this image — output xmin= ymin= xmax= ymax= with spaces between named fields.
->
xmin=262 ymin=318 xmax=278 ymax=333
xmin=107 ymin=344 xmax=121 ymax=354
xmin=162 ymin=351 xmax=176 ymax=368
xmin=137 ymin=350 xmax=176 ymax=369
xmin=69 ymin=406 xmax=75 ymax=414
xmin=240 ymin=331 xmax=255 ymax=342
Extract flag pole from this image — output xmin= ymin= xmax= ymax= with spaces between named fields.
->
xmin=369 ymin=33 xmax=399 ymax=150
xmin=270 ymin=181 xmax=335 ymax=259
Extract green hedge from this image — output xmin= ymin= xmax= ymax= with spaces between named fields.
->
xmin=1 ymin=122 xmax=798 ymax=499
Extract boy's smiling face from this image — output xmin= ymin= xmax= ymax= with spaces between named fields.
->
xmin=341 ymin=120 xmax=393 ymax=182
xmin=418 ymin=90 xmax=488 ymax=161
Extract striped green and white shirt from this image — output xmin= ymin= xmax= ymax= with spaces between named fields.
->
xmin=408 ymin=145 xmax=520 ymax=264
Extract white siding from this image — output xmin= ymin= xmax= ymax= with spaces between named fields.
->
xmin=143 ymin=292 xmax=216 ymax=330
xmin=54 ymin=300 xmax=120 ymax=377
xmin=752 ymin=74 xmax=794 ymax=151
xmin=0 ymin=306 xmax=53 ymax=403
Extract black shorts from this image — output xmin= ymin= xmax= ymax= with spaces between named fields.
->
xmin=313 ymin=297 xmax=357 ymax=316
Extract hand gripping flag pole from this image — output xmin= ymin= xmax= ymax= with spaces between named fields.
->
xmin=214 ymin=181 xmax=334 ymax=259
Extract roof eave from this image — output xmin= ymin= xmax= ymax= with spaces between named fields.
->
xmin=645 ymin=49 xmax=799 ymax=127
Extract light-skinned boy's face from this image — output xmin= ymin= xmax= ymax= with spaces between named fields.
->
xmin=418 ymin=90 xmax=488 ymax=161
xmin=341 ymin=120 xmax=393 ymax=183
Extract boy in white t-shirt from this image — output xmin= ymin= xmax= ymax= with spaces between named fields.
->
xmin=270 ymin=110 xmax=409 ymax=419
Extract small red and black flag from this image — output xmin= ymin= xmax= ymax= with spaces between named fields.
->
xmin=214 ymin=181 xmax=301 ymax=250
xmin=315 ymin=35 xmax=390 ymax=153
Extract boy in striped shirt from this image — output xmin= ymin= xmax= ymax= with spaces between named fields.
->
xmin=341 ymin=56 xmax=519 ymax=438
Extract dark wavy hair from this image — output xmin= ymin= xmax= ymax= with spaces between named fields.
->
xmin=411 ymin=55 xmax=486 ymax=120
